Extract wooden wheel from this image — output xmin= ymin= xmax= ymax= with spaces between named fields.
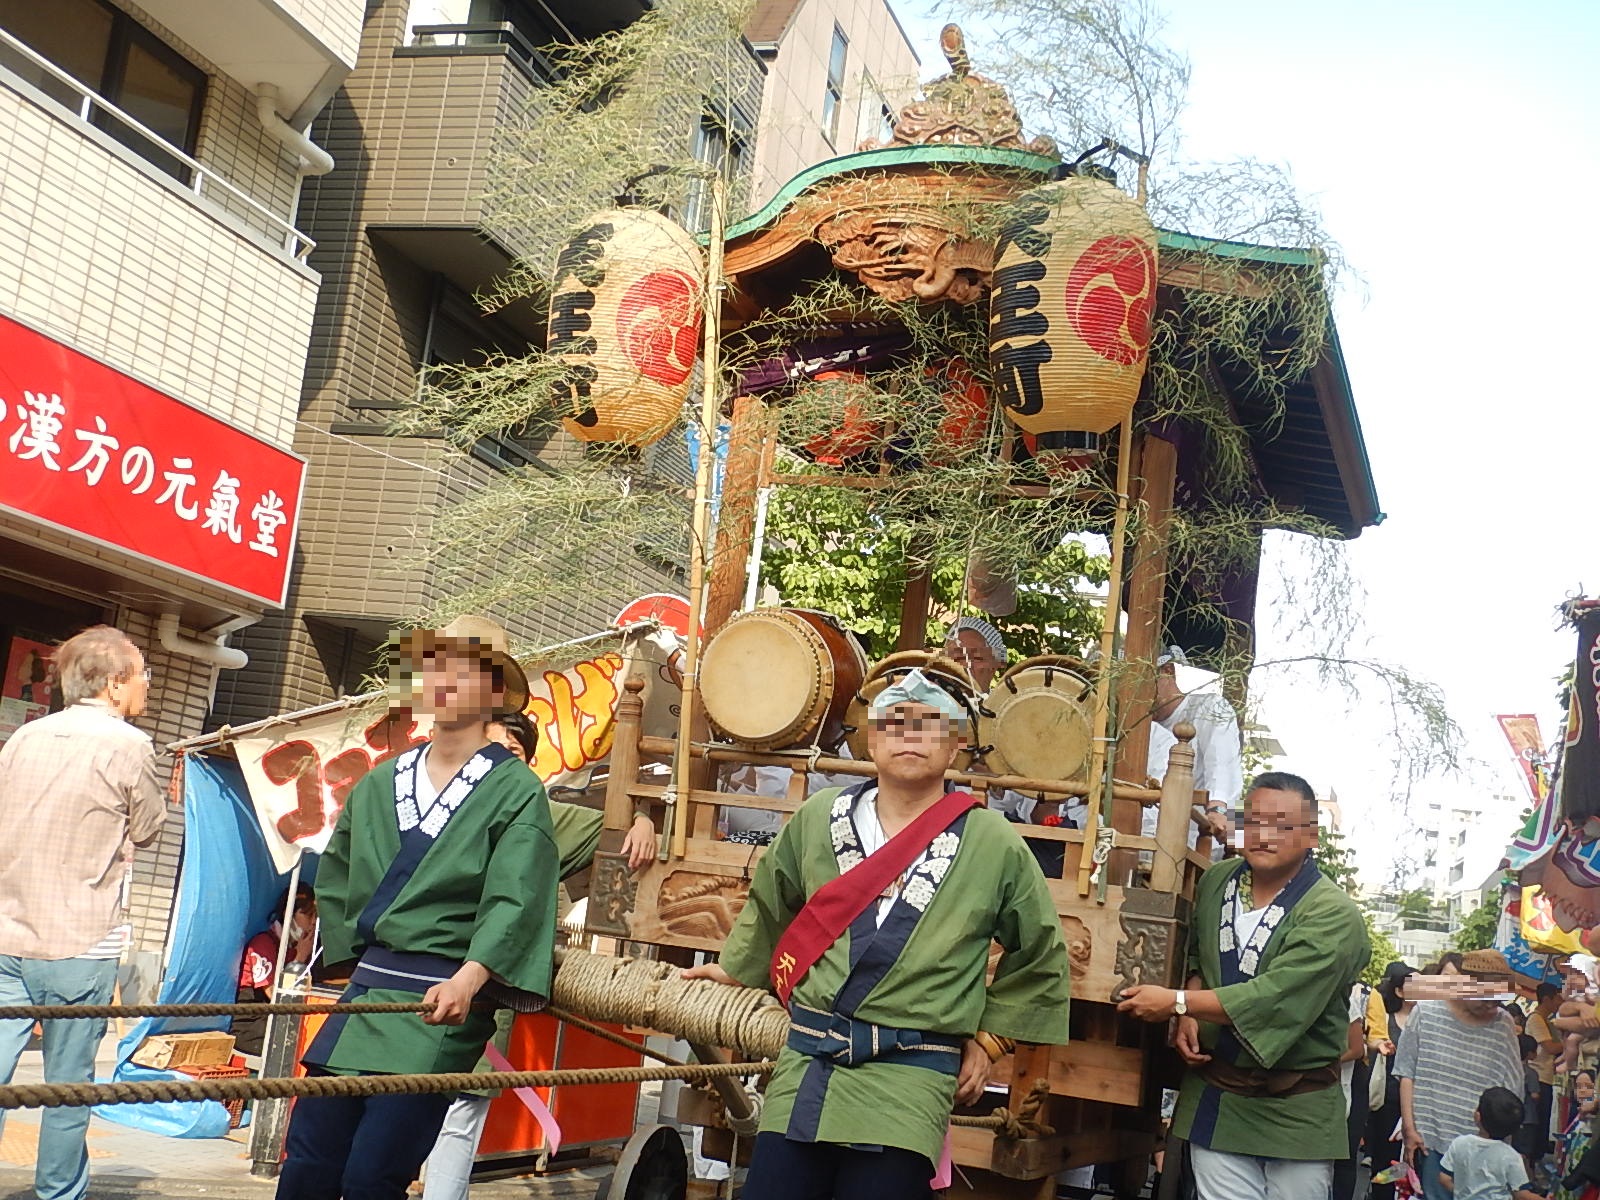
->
xmin=595 ymin=1124 xmax=688 ymax=1200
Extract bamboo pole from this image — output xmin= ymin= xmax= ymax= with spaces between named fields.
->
xmin=671 ymin=175 xmax=727 ymax=862
xmin=1076 ymin=420 xmax=1135 ymax=898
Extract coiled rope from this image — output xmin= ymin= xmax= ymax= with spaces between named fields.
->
xmin=552 ymin=951 xmax=790 ymax=1060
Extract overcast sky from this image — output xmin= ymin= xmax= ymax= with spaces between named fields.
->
xmin=900 ymin=1 xmax=1600 ymax=886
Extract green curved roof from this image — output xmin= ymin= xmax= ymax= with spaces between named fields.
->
xmin=716 ymin=144 xmax=1061 ymax=244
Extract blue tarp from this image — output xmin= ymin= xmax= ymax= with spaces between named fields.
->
xmin=95 ymin=754 xmax=291 ymax=1137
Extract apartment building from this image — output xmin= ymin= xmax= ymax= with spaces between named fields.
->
xmin=0 ymin=0 xmax=359 ymax=953
xmin=745 ymin=0 xmax=919 ymax=205
xmin=210 ymin=0 xmax=768 ymax=726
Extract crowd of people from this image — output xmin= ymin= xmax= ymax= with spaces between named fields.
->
xmin=0 ymin=617 xmax=1593 ymax=1200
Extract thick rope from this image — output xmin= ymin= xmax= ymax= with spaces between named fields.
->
xmin=552 ymin=951 xmax=789 ymax=1060
xmin=0 ymin=1002 xmax=432 ymax=1021
xmin=0 ymin=952 xmax=790 ymax=1062
xmin=0 ymin=1060 xmax=771 ymax=1111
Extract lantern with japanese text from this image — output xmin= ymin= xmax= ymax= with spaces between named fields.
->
xmin=548 ymin=209 xmax=705 ymax=446
xmin=988 ymin=175 xmax=1158 ymax=457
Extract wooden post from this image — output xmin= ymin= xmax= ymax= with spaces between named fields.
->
xmin=703 ymin=392 xmax=766 ymax=635
xmin=1076 ymin=420 xmax=1134 ymax=898
xmin=896 ymin=535 xmax=935 ymax=651
xmin=602 ymin=675 xmax=646 ymax=836
xmin=1147 ymin=722 xmax=1196 ymax=894
xmin=1114 ymin=430 xmax=1178 ymax=793
xmin=671 ymin=176 xmax=727 ymax=862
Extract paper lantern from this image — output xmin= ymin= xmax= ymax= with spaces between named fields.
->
xmin=548 ymin=209 xmax=705 ymax=446
xmin=988 ymin=177 xmax=1158 ymax=448
xmin=802 ymin=369 xmax=881 ymax=466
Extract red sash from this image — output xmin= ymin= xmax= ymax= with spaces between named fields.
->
xmin=770 ymin=789 xmax=980 ymax=1004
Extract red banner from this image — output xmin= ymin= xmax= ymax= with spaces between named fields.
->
xmin=1496 ymin=713 xmax=1548 ymax=802
xmin=0 ymin=313 xmax=305 ymax=606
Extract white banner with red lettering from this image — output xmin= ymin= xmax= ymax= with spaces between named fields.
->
xmin=233 ymin=625 xmax=683 ymax=871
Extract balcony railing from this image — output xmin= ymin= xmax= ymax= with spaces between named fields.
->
xmin=0 ymin=25 xmax=314 ymax=262
xmin=403 ymin=22 xmax=561 ymax=87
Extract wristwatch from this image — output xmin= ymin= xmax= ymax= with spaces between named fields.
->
xmin=1173 ymin=990 xmax=1189 ymax=1017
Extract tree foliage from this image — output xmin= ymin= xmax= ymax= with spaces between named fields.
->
xmin=1316 ymin=825 xmax=1361 ymax=896
xmin=1361 ymin=910 xmax=1401 ymax=988
xmin=760 ymin=474 xmax=1109 ymax=660
xmin=1451 ymin=897 xmax=1502 ymax=954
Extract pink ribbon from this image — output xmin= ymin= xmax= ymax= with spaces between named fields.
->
xmin=483 ymin=1042 xmax=562 ymax=1154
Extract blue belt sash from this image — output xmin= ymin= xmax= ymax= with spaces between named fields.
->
xmin=349 ymin=946 xmax=458 ymax=994
xmin=787 ymin=1001 xmax=962 ymax=1074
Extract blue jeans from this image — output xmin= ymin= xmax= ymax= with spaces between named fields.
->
xmin=0 ymin=954 xmax=119 ymax=1200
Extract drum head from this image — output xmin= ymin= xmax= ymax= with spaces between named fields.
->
xmin=700 ymin=612 xmax=825 ymax=748
xmin=986 ymin=662 xmax=1093 ymax=782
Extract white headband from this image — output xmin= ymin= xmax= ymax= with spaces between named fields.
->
xmin=949 ymin=616 xmax=1006 ymax=657
xmin=870 ymin=668 xmax=969 ymax=727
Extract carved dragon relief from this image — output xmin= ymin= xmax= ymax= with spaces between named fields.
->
xmin=656 ymin=871 xmax=750 ymax=941
xmin=799 ymin=24 xmax=1058 ymax=305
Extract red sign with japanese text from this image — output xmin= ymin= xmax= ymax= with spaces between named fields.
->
xmin=0 ymin=313 xmax=305 ymax=606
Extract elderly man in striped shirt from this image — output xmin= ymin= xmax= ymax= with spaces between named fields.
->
xmin=0 ymin=626 xmax=165 ymax=1200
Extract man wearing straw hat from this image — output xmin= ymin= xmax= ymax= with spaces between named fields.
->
xmin=275 ymin=616 xmax=560 ymax=1200
xmin=685 ymin=668 xmax=1071 ymax=1198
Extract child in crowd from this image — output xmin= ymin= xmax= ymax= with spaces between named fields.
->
xmin=1439 ymin=1086 xmax=1544 ymax=1200
xmin=1517 ymin=1035 xmax=1548 ymax=1178
xmin=1554 ymin=965 xmax=1600 ymax=1075
xmin=1556 ymin=1071 xmax=1597 ymax=1200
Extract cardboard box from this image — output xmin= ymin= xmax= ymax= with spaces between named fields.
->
xmin=129 ymin=1031 xmax=236 ymax=1070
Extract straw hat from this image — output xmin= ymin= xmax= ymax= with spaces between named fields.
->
xmin=1460 ymin=948 xmax=1513 ymax=978
xmin=396 ymin=615 xmax=529 ymax=716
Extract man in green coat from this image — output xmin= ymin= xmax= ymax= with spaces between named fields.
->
xmin=275 ymin=617 xmax=560 ymax=1200
xmin=1119 ymin=771 xmax=1370 ymax=1199
xmin=686 ymin=669 xmax=1071 ymax=1199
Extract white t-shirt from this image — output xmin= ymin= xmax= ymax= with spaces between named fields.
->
xmin=853 ymin=787 xmax=933 ymax=927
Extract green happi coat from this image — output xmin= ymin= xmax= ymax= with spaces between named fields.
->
xmin=719 ymin=786 xmax=1072 ymax=1166
xmin=1172 ymin=856 xmax=1370 ymax=1160
xmin=308 ymin=751 xmax=560 ymax=1076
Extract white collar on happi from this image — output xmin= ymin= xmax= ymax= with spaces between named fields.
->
xmin=1218 ymin=864 xmax=1290 ymax=980
xmin=394 ymin=745 xmax=500 ymax=841
xmin=826 ymin=786 xmax=964 ymax=915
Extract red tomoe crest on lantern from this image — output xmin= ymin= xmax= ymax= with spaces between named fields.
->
xmin=618 ymin=269 xmax=701 ymax=387
xmin=1066 ymin=236 xmax=1156 ymax=367
xmin=548 ymin=209 xmax=706 ymax=447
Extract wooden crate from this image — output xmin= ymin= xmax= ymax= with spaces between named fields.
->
xmin=175 ymin=1063 xmax=249 ymax=1127
xmin=130 ymin=1031 xmax=235 ymax=1070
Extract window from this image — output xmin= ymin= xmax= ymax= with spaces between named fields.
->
xmin=821 ymin=23 xmax=847 ymax=143
xmin=0 ymin=0 xmax=205 ymax=182
xmin=855 ymin=71 xmax=894 ymax=147
xmin=686 ymin=105 xmax=748 ymax=233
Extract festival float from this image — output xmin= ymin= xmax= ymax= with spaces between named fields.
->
xmin=92 ymin=27 xmax=1384 ymax=1200
xmin=564 ymin=27 xmax=1383 ymax=1199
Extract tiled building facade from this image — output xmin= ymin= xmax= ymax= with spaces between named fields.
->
xmin=211 ymin=0 xmax=769 ymax=726
xmin=745 ymin=0 xmax=919 ymax=205
xmin=0 ymin=0 xmax=359 ymax=954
